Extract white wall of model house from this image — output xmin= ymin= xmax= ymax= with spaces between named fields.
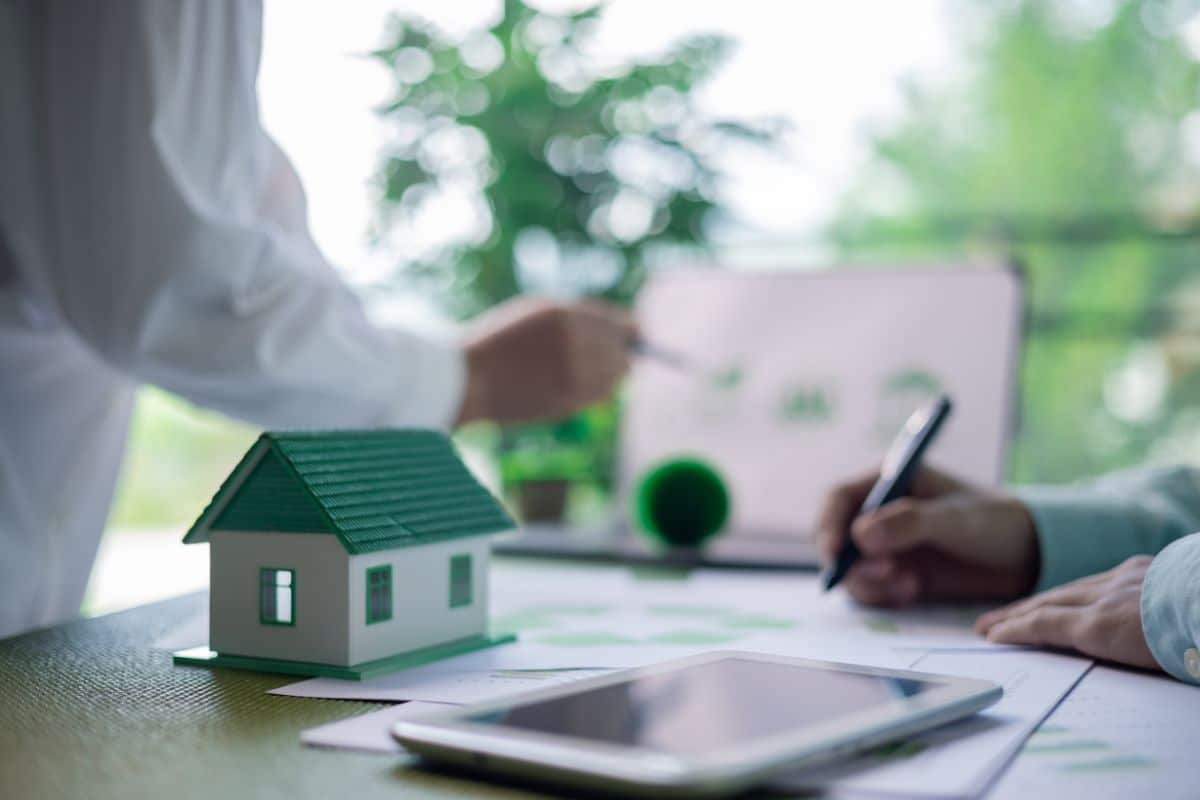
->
xmin=348 ymin=537 xmax=491 ymax=664
xmin=210 ymin=530 xmax=349 ymax=664
xmin=208 ymin=530 xmax=493 ymax=667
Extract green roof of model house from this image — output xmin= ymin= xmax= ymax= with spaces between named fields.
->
xmin=183 ymin=430 xmax=515 ymax=554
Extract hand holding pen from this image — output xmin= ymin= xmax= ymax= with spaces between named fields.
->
xmin=822 ymin=395 xmax=953 ymax=591
xmin=815 ymin=407 xmax=1041 ymax=606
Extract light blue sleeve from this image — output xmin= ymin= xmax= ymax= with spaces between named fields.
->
xmin=1016 ymin=466 xmax=1200 ymax=685
xmin=1141 ymin=534 xmax=1200 ymax=685
xmin=1016 ymin=466 xmax=1200 ymax=590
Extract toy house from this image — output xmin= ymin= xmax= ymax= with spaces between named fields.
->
xmin=173 ymin=429 xmax=516 ymax=679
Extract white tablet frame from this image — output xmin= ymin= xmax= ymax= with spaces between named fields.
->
xmin=394 ymin=650 xmax=1002 ymax=798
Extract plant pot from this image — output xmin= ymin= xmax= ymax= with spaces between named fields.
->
xmin=514 ymin=479 xmax=569 ymax=523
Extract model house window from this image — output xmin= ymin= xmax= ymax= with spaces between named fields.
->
xmin=366 ymin=565 xmax=393 ymax=624
xmin=259 ymin=568 xmax=294 ymax=625
xmin=449 ymin=554 xmax=472 ymax=608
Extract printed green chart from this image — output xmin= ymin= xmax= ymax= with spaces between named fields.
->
xmin=1021 ymin=726 xmax=1156 ymax=773
xmin=492 ymin=602 xmax=800 ymax=648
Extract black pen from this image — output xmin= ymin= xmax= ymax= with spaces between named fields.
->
xmin=629 ymin=337 xmax=697 ymax=375
xmin=822 ymin=394 xmax=954 ymax=592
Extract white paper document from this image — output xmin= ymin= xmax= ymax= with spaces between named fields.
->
xmin=773 ymin=649 xmax=1093 ymax=799
xmin=275 ymin=666 xmax=610 ymax=704
xmin=687 ymin=570 xmax=1009 ymax=651
xmin=273 ymin=564 xmax=1004 ymax=704
xmin=990 ymin=665 xmax=1200 ymax=800
xmin=301 ymin=701 xmax=452 ymax=754
xmin=283 ymin=561 xmax=1092 ymax=799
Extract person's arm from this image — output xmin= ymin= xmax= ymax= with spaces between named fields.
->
xmin=38 ymin=0 xmax=462 ymax=430
xmin=1140 ymin=533 xmax=1200 ymax=684
xmin=817 ymin=464 xmax=1200 ymax=681
xmin=37 ymin=1 xmax=632 ymax=430
xmin=1017 ymin=466 xmax=1200 ymax=591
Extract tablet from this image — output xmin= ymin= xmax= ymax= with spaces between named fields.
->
xmin=394 ymin=651 xmax=1002 ymax=798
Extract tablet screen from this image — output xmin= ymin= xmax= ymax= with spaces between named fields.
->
xmin=467 ymin=658 xmax=940 ymax=756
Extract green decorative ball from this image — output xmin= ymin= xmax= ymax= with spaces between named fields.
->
xmin=634 ymin=457 xmax=730 ymax=548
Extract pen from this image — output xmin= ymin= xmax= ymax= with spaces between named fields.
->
xmin=822 ymin=394 xmax=954 ymax=592
xmin=629 ymin=338 xmax=697 ymax=374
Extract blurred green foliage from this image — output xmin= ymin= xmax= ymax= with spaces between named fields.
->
xmin=369 ymin=0 xmax=774 ymax=316
xmin=830 ymin=0 xmax=1200 ymax=483
xmin=368 ymin=0 xmax=774 ymax=513
xmin=109 ymin=389 xmax=254 ymax=528
xmin=110 ymin=0 xmax=1200 ymax=530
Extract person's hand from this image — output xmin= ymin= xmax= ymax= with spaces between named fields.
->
xmin=815 ymin=466 xmax=1040 ymax=607
xmin=456 ymin=297 xmax=635 ymax=425
xmin=975 ymin=556 xmax=1159 ymax=671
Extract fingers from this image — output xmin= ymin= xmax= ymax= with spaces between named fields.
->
xmin=975 ymin=576 xmax=1101 ymax=635
xmin=977 ymin=579 xmax=1159 ymax=669
xmin=906 ymin=548 xmax=1034 ymax=602
xmin=562 ymin=301 xmax=635 ymax=408
xmin=843 ymin=558 xmax=921 ymax=608
xmin=460 ymin=297 xmax=635 ymax=423
xmin=575 ymin=298 xmax=639 ymax=342
xmin=907 ymin=465 xmax=967 ymax=499
xmin=849 ymin=497 xmax=965 ymax=558
xmin=843 ymin=548 xmax=1031 ymax=609
xmin=816 ymin=465 xmax=979 ymax=568
xmin=815 ymin=472 xmax=878 ymax=563
xmin=983 ymin=606 xmax=1082 ymax=649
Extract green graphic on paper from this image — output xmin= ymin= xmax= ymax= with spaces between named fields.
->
xmin=500 ymin=602 xmax=801 ymax=649
xmin=1022 ymin=726 xmax=1157 ymax=772
xmin=778 ymin=384 xmax=835 ymax=423
xmin=864 ymin=617 xmax=901 ymax=634
xmin=649 ymin=630 xmax=742 ymax=646
xmin=647 ymin=604 xmax=729 ymax=618
xmin=1058 ymin=756 xmax=1156 ymax=772
xmin=720 ymin=614 xmax=798 ymax=631
xmin=493 ymin=604 xmax=610 ymax=636
xmin=1023 ymin=739 xmax=1109 ymax=754
xmin=871 ymin=739 xmax=928 ymax=760
xmin=709 ymin=365 xmax=744 ymax=392
xmin=539 ymin=632 xmax=642 ymax=647
xmin=875 ymin=368 xmax=943 ymax=443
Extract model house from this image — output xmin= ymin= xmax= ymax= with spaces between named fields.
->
xmin=174 ymin=429 xmax=516 ymax=679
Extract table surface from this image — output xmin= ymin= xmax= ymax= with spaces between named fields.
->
xmin=4 ymin=587 xmax=1195 ymax=800
xmin=1 ymin=591 xmax=543 ymax=800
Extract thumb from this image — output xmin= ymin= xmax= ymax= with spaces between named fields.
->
xmin=851 ymin=497 xmax=976 ymax=560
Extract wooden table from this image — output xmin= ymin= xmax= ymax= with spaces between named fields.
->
xmin=5 ymin=588 xmax=1194 ymax=799
xmin=0 ymin=591 xmax=538 ymax=800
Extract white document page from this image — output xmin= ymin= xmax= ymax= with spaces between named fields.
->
xmin=989 ymin=665 xmax=1200 ymax=800
xmin=273 ymin=566 xmax=918 ymax=703
xmin=689 ymin=570 xmax=1012 ymax=651
xmin=275 ymin=667 xmax=611 ymax=704
xmin=773 ymin=650 xmax=1093 ymax=799
xmin=301 ymin=701 xmax=452 ymax=755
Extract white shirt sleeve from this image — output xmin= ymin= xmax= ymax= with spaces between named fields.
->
xmin=37 ymin=0 xmax=462 ymax=430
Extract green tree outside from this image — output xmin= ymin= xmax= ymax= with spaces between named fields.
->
xmin=830 ymin=0 xmax=1200 ymax=483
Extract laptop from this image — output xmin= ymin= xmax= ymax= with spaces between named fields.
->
xmin=497 ymin=264 xmax=1023 ymax=569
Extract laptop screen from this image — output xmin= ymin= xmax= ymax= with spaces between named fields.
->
xmin=621 ymin=266 xmax=1021 ymax=549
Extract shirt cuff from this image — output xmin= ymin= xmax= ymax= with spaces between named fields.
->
xmin=1017 ymin=485 xmax=1135 ymax=591
xmin=1141 ymin=534 xmax=1200 ymax=685
xmin=380 ymin=328 xmax=465 ymax=430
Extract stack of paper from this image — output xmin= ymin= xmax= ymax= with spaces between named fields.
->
xmin=989 ymin=665 xmax=1200 ymax=800
xmin=774 ymin=649 xmax=1091 ymax=798
xmin=302 ymin=701 xmax=451 ymax=755
xmin=249 ymin=563 xmax=1099 ymax=798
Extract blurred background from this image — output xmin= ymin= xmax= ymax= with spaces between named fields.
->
xmin=85 ymin=0 xmax=1200 ymax=612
